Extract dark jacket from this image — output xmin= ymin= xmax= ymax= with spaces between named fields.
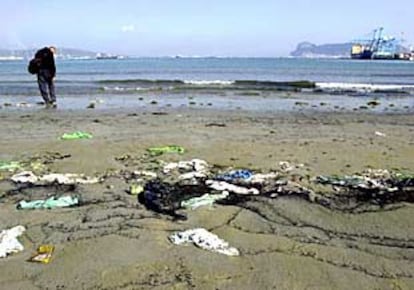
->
xmin=35 ymin=47 xmax=56 ymax=78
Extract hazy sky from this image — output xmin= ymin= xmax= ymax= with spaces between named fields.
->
xmin=1 ymin=0 xmax=413 ymax=56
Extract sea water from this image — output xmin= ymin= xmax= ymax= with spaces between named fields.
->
xmin=0 ymin=57 xmax=413 ymax=111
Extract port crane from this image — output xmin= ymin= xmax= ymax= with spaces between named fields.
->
xmin=351 ymin=27 xmax=407 ymax=59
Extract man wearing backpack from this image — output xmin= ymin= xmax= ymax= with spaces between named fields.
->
xmin=34 ymin=46 xmax=57 ymax=108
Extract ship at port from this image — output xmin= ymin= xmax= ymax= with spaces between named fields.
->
xmin=95 ymin=52 xmax=123 ymax=60
xmin=351 ymin=27 xmax=412 ymax=60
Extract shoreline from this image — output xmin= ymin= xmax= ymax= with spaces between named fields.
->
xmin=1 ymin=89 xmax=413 ymax=114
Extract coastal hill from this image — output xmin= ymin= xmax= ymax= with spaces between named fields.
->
xmin=290 ymin=42 xmax=353 ymax=58
xmin=0 ymin=48 xmax=97 ymax=60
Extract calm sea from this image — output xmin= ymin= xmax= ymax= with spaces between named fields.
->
xmin=0 ymin=57 xmax=413 ymax=111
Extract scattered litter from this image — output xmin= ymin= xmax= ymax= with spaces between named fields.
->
xmin=0 ymin=161 xmax=20 ymax=171
xmin=11 ymin=171 xmax=38 ymax=183
xmin=60 ymin=131 xmax=93 ymax=140
xmin=40 ymin=173 xmax=99 ymax=185
xmin=169 ymin=228 xmax=239 ymax=256
xmin=127 ymin=184 xmax=144 ymax=195
xmin=216 ymin=169 xmax=252 ymax=181
xmin=312 ymin=171 xmax=414 ymax=211
xmin=11 ymin=171 xmax=99 ymax=185
xmin=133 ymin=170 xmax=158 ymax=178
xmin=30 ymin=245 xmax=54 ymax=264
xmin=181 ymin=191 xmax=229 ymax=210
xmin=0 ymin=225 xmax=26 ymax=258
xmin=147 ymin=145 xmax=185 ymax=156
xmin=363 ymin=168 xmax=391 ymax=179
xmin=315 ymin=173 xmax=395 ymax=191
xmin=163 ymin=159 xmax=208 ymax=174
xmin=139 ymin=180 xmax=211 ymax=219
xmin=17 ymin=195 xmax=79 ymax=210
xmin=279 ymin=161 xmax=303 ymax=172
xmin=178 ymin=171 xmax=207 ymax=180
xmin=134 ymin=157 xmax=414 ymax=216
xmin=247 ymin=172 xmax=279 ymax=183
xmin=206 ymin=180 xmax=260 ymax=195
xmin=162 ymin=159 xmax=209 ymax=181
xmin=30 ymin=161 xmax=47 ymax=172
xmin=315 ymin=175 xmax=365 ymax=187
xmin=375 ymin=131 xmax=386 ymax=137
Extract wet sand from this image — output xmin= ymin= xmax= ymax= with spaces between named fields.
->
xmin=1 ymin=106 xmax=414 ymax=289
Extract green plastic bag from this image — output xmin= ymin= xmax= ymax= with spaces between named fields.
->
xmin=60 ymin=131 xmax=93 ymax=140
xmin=17 ymin=196 xmax=79 ymax=209
xmin=0 ymin=161 xmax=20 ymax=171
xmin=181 ymin=192 xmax=229 ymax=210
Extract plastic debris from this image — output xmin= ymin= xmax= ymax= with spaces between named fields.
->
xmin=147 ymin=145 xmax=185 ymax=156
xmin=163 ymin=159 xmax=208 ymax=174
xmin=0 ymin=225 xmax=26 ymax=258
xmin=133 ymin=170 xmax=158 ymax=178
xmin=363 ymin=169 xmax=392 ymax=179
xmin=279 ymin=161 xmax=304 ymax=173
xmin=128 ymin=184 xmax=144 ymax=195
xmin=30 ymin=245 xmax=54 ymax=264
xmin=163 ymin=159 xmax=209 ymax=180
xmin=206 ymin=180 xmax=260 ymax=195
xmin=181 ymin=191 xmax=229 ymax=210
xmin=0 ymin=161 xmax=21 ymax=171
xmin=17 ymin=196 xmax=79 ymax=210
xmin=178 ymin=171 xmax=207 ymax=180
xmin=139 ymin=180 xmax=211 ymax=219
xmin=60 ymin=131 xmax=93 ymax=140
xmin=11 ymin=171 xmax=99 ymax=185
xmin=375 ymin=131 xmax=386 ymax=137
xmin=216 ymin=169 xmax=253 ymax=181
xmin=40 ymin=173 xmax=99 ymax=185
xmin=134 ymin=157 xmax=414 ymax=217
xmin=169 ymin=228 xmax=239 ymax=256
xmin=316 ymin=175 xmax=365 ymax=187
xmin=315 ymin=173 xmax=393 ymax=190
xmin=247 ymin=172 xmax=279 ymax=183
xmin=11 ymin=171 xmax=38 ymax=183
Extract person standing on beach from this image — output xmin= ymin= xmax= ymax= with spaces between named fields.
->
xmin=34 ymin=46 xmax=57 ymax=108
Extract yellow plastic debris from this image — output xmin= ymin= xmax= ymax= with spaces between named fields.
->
xmin=30 ymin=245 xmax=54 ymax=264
xmin=128 ymin=184 xmax=144 ymax=195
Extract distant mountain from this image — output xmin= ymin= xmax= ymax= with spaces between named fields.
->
xmin=0 ymin=47 xmax=97 ymax=59
xmin=290 ymin=42 xmax=353 ymax=58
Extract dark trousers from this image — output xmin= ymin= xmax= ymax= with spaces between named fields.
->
xmin=37 ymin=69 xmax=56 ymax=104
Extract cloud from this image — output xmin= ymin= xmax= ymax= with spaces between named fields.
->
xmin=121 ymin=24 xmax=135 ymax=33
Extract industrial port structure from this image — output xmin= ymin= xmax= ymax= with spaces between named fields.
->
xmin=351 ymin=27 xmax=413 ymax=60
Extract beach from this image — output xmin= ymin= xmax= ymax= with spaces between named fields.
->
xmin=1 ymin=102 xmax=414 ymax=289
xmin=1 ymin=0 xmax=414 ymax=285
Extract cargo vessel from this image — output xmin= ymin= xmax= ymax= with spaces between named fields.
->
xmin=351 ymin=44 xmax=373 ymax=59
xmin=96 ymin=53 xmax=123 ymax=60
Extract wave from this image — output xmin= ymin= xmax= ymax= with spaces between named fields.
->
xmin=371 ymin=73 xmax=414 ymax=78
xmin=183 ymin=80 xmax=234 ymax=85
xmin=233 ymin=80 xmax=315 ymax=88
xmin=316 ymin=82 xmax=414 ymax=93
xmin=102 ymin=86 xmax=152 ymax=92
xmin=98 ymin=79 xmax=316 ymax=90
xmin=98 ymin=79 xmax=184 ymax=85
